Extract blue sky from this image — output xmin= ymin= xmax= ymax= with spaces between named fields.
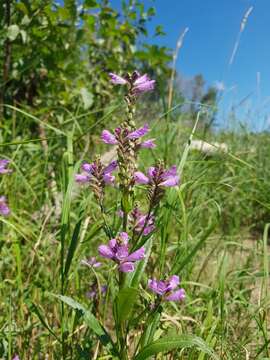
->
xmin=112 ymin=0 xmax=270 ymax=131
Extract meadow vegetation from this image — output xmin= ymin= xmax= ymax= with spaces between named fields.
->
xmin=0 ymin=1 xmax=269 ymax=359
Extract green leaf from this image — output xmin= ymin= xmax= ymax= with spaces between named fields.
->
xmin=130 ymin=238 xmax=152 ymax=288
xmin=64 ymin=210 xmax=84 ymax=281
xmin=115 ymin=287 xmax=139 ymax=323
xmin=80 ymin=88 xmax=93 ymax=109
xmin=134 ymin=334 xmax=219 ymax=360
xmin=7 ymin=25 xmax=20 ymax=41
xmin=20 ymin=30 xmax=27 ymax=43
xmin=52 ymin=294 xmax=118 ymax=355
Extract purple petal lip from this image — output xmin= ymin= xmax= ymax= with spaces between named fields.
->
xmin=109 ymin=73 xmax=127 ymax=85
xmin=143 ymin=224 xmax=155 ymax=235
xmin=75 ymin=174 xmax=90 ymax=183
xmin=98 ymin=245 xmax=114 ymax=259
xmin=0 ymin=196 xmax=10 ymax=216
xmin=103 ymin=173 xmax=115 ymax=184
xmin=103 ymin=160 xmax=118 ymax=174
xmin=147 ymin=167 xmax=156 ymax=178
xmin=159 ymin=175 xmax=179 ymax=187
xmin=134 ymin=74 xmax=150 ymax=85
xmin=81 ymin=257 xmax=101 ymax=268
xmin=82 ymin=163 xmax=94 ymax=173
xmin=163 ymin=165 xmax=177 ymax=177
xmin=98 ymin=232 xmax=144 ymax=272
xmin=101 ymin=130 xmax=117 ymax=144
xmin=115 ymin=245 xmax=129 ymax=261
xmin=134 ymin=171 xmax=149 ymax=184
xmin=148 ymin=279 xmax=167 ymax=295
xmin=165 ymin=288 xmax=185 ymax=302
xmin=135 ymin=212 xmax=155 ymax=235
xmin=119 ymin=262 xmax=135 ymax=273
xmin=0 ymin=159 xmax=12 ymax=174
xmin=127 ymin=124 xmax=149 ymax=139
xmin=119 ymin=232 xmax=129 ymax=244
xmin=140 ymin=139 xmax=156 ymax=149
xmin=109 ymin=238 xmax=117 ymax=249
xmin=148 ymin=275 xmax=185 ymax=302
xmin=133 ymin=80 xmax=156 ymax=94
xmin=126 ymin=247 xmax=145 ymax=262
xmin=167 ymin=275 xmax=180 ymax=291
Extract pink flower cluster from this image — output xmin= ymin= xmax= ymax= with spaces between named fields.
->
xmin=109 ymin=71 xmax=155 ymax=95
xmin=134 ymin=165 xmax=179 ymax=187
xmin=77 ymin=71 xmax=185 ymax=303
xmin=98 ymin=232 xmax=145 ymax=273
xmin=76 ymin=160 xmax=118 ymax=185
xmin=148 ymin=275 xmax=185 ymax=302
xmin=101 ymin=124 xmax=156 ymax=149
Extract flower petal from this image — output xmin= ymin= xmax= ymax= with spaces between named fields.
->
xmin=0 ymin=196 xmax=10 ymax=216
xmin=134 ymin=171 xmax=149 ymax=184
xmin=165 ymin=288 xmax=185 ymax=301
xmin=103 ymin=173 xmax=115 ymax=184
xmin=148 ymin=279 xmax=167 ymax=295
xmin=127 ymin=124 xmax=149 ymax=139
xmin=134 ymin=74 xmax=150 ymax=85
xmin=119 ymin=261 xmax=135 ymax=273
xmin=133 ymin=80 xmax=155 ymax=94
xmin=163 ymin=165 xmax=177 ymax=177
xmin=147 ymin=166 xmax=156 ymax=178
xmin=103 ymin=160 xmax=118 ymax=174
xmin=119 ymin=232 xmax=129 ymax=244
xmin=98 ymin=245 xmax=115 ymax=259
xmin=159 ymin=175 xmax=179 ymax=187
xmin=82 ymin=163 xmax=94 ymax=173
xmin=81 ymin=257 xmax=101 ymax=268
xmin=126 ymin=247 xmax=145 ymax=262
xmin=109 ymin=73 xmax=127 ymax=85
xmin=75 ymin=174 xmax=90 ymax=183
xmin=115 ymin=245 xmax=129 ymax=261
xmin=0 ymin=159 xmax=12 ymax=174
xmin=140 ymin=139 xmax=156 ymax=148
xmin=143 ymin=224 xmax=155 ymax=235
xmin=167 ymin=275 xmax=180 ymax=291
xmin=101 ymin=130 xmax=117 ymax=145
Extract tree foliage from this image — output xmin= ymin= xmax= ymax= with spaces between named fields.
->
xmin=0 ymin=0 xmax=171 ymax=125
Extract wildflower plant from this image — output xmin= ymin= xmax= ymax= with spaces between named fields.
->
xmin=0 ymin=159 xmax=12 ymax=216
xmin=57 ymin=71 xmax=218 ymax=359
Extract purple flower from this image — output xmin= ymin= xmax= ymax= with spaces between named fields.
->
xmin=86 ymin=284 xmax=107 ymax=300
xmin=109 ymin=73 xmax=127 ymax=85
xmin=130 ymin=207 xmax=155 ymax=236
xmin=132 ymin=74 xmax=156 ymax=95
xmin=101 ymin=124 xmax=153 ymax=150
xmin=140 ymin=139 xmax=156 ymax=149
xmin=81 ymin=257 xmax=101 ymax=268
xmin=134 ymin=171 xmax=149 ymax=184
xmin=127 ymin=124 xmax=149 ymax=139
xmin=101 ymin=130 xmax=117 ymax=145
xmin=117 ymin=207 xmax=155 ymax=236
xmin=0 ymin=196 xmax=10 ymax=216
xmin=75 ymin=160 xmax=117 ymax=185
xmin=134 ymin=165 xmax=179 ymax=188
xmin=12 ymin=356 xmax=20 ymax=360
xmin=148 ymin=275 xmax=185 ymax=302
xmin=0 ymin=159 xmax=12 ymax=174
xmin=109 ymin=71 xmax=155 ymax=95
xmin=98 ymin=232 xmax=145 ymax=272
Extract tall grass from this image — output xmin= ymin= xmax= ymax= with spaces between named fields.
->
xmin=0 ymin=100 xmax=269 ymax=358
